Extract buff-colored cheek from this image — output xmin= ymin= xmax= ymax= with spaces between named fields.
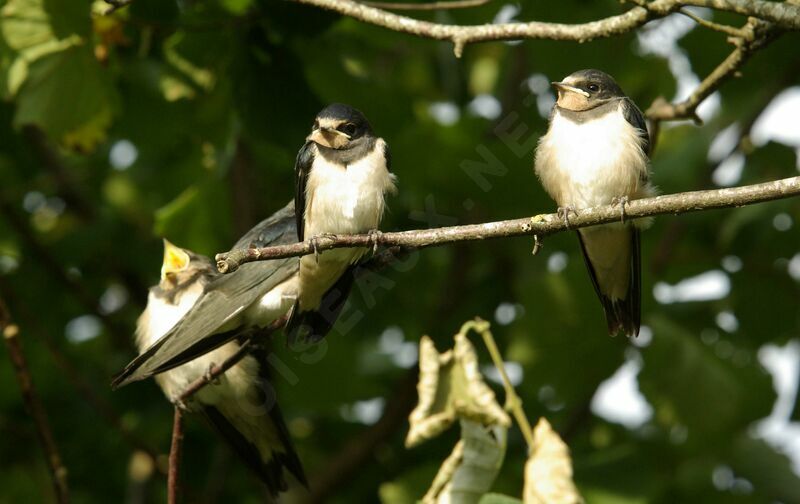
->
xmin=557 ymin=92 xmax=591 ymax=111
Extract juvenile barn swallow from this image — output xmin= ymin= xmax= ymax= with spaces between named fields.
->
xmin=287 ymin=103 xmax=397 ymax=343
xmin=534 ymin=69 xmax=655 ymax=337
xmin=135 ymin=240 xmax=305 ymax=493
xmin=112 ymin=202 xmax=300 ymax=388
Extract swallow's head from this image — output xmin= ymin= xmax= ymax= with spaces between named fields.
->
xmin=551 ymin=69 xmax=625 ymax=112
xmin=307 ymin=103 xmax=374 ymax=151
xmin=159 ymin=239 xmax=213 ymax=290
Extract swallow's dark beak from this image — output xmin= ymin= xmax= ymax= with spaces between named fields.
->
xmin=551 ymin=81 xmax=589 ymax=97
xmin=307 ymin=127 xmax=349 ymax=149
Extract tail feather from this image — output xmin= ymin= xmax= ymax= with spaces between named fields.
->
xmin=111 ymin=328 xmax=240 ymax=389
xmin=285 ymin=266 xmax=356 ymax=346
xmin=577 ymin=227 xmax=641 ymax=337
xmin=199 ymin=404 xmax=306 ymax=496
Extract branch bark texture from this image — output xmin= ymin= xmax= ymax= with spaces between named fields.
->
xmin=646 ymin=17 xmax=781 ymax=123
xmin=293 ymin=0 xmax=800 ymax=56
xmin=167 ymin=408 xmax=184 ymax=504
xmin=217 ymin=176 xmax=800 ymax=272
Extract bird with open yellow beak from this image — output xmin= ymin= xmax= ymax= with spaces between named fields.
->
xmin=133 ymin=237 xmax=306 ymax=495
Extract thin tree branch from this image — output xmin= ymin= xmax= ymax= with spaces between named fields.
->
xmin=646 ymin=18 xmax=780 ymax=124
xmin=650 ymin=58 xmax=800 ymax=273
xmin=677 ymin=8 xmax=747 ymax=37
xmin=1 ymin=299 xmax=70 ymax=504
xmin=0 ymin=279 xmax=165 ymax=477
xmin=295 ymin=0 xmax=651 ymax=57
xmin=291 ymin=0 xmax=800 ymax=56
xmin=216 ymin=176 xmax=800 ymax=272
xmin=167 ymin=408 xmax=184 ymax=504
xmin=360 ymin=0 xmax=490 ymax=11
xmin=678 ymin=0 xmax=800 ymax=23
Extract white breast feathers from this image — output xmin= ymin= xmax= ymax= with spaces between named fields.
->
xmin=535 ymin=104 xmax=649 ymax=209
xmin=305 ymin=138 xmax=397 ymax=239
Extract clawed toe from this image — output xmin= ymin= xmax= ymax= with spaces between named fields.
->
xmin=367 ymin=229 xmax=383 ymax=254
xmin=309 ymin=237 xmax=320 ymax=263
xmin=557 ymin=205 xmax=578 ymax=228
xmin=308 ymin=233 xmax=336 ymax=263
xmin=611 ymin=196 xmax=629 ymax=223
xmin=204 ymin=362 xmax=221 ymax=385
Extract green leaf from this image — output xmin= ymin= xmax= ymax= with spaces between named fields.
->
xmin=1 ymin=0 xmax=92 ymax=97
xmin=405 ymin=333 xmax=510 ymax=448
xmin=1 ymin=0 xmax=53 ymax=52
xmin=13 ymin=46 xmax=114 ymax=150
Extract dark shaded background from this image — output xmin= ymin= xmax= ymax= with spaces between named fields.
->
xmin=1 ymin=0 xmax=799 ymax=502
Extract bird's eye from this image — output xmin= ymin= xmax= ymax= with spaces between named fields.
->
xmin=587 ymin=83 xmax=600 ymax=92
xmin=339 ymin=123 xmax=357 ymax=136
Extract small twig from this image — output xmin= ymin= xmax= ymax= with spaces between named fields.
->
xmin=360 ymin=0 xmax=489 ymax=10
xmin=459 ymin=318 xmax=534 ymax=450
xmin=167 ymin=408 xmax=184 ymax=504
xmin=677 ymin=8 xmax=747 ymax=37
xmin=216 ymin=176 xmax=800 ymax=272
xmin=1 ymin=299 xmax=69 ymax=504
xmin=646 ymin=18 xmax=780 ymax=123
xmin=0 ymin=279 xmax=164 ymax=474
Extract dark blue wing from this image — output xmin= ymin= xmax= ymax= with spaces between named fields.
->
xmin=622 ymin=98 xmax=650 ymax=156
xmin=294 ymin=142 xmax=315 ymax=242
xmin=232 ymin=200 xmax=295 ymax=250
xmin=383 ymin=140 xmax=392 ymax=172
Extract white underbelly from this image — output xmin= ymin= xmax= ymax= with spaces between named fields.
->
xmin=536 ymin=107 xmax=648 ymax=209
xmin=304 ymin=141 xmax=396 ymax=238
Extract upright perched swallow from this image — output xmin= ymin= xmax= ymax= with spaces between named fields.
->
xmin=112 ymin=202 xmax=300 ymax=388
xmin=135 ymin=240 xmax=305 ymax=494
xmin=287 ymin=103 xmax=397 ymax=343
xmin=534 ymin=69 xmax=655 ymax=337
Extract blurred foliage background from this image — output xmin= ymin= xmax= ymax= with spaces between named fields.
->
xmin=1 ymin=0 xmax=799 ymax=502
